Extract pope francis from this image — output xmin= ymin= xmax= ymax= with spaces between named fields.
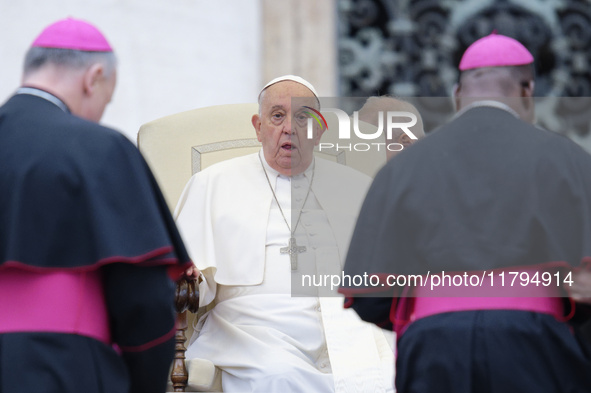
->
xmin=174 ymin=75 xmax=394 ymax=392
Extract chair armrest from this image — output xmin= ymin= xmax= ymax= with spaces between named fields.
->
xmin=171 ymin=277 xmax=200 ymax=392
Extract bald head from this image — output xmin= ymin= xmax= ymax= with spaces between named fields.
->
xmin=358 ymin=96 xmax=425 ymax=160
xmin=457 ymin=64 xmax=534 ymax=96
xmin=454 ymin=64 xmax=535 ymax=122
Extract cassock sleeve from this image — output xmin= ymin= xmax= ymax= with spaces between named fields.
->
xmin=102 ymin=263 xmax=176 ymax=393
xmin=346 ymin=296 xmax=395 ymax=330
xmin=339 ymin=162 xmax=402 ymax=329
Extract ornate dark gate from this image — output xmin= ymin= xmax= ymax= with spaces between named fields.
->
xmin=338 ymin=0 xmax=591 ymax=136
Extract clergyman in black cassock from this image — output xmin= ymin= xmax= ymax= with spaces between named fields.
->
xmin=340 ymin=33 xmax=591 ymax=392
xmin=0 ymin=18 xmax=191 ymax=393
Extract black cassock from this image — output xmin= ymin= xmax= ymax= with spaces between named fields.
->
xmin=0 ymin=91 xmax=191 ymax=393
xmin=340 ymin=105 xmax=591 ymax=392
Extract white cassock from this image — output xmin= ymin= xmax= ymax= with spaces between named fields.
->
xmin=175 ymin=151 xmax=394 ymax=392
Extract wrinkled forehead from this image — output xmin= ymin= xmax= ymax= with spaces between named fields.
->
xmin=259 ymin=81 xmax=319 ymax=112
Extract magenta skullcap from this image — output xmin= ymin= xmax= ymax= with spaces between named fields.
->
xmin=459 ymin=32 xmax=533 ymax=71
xmin=31 ymin=17 xmax=113 ymax=52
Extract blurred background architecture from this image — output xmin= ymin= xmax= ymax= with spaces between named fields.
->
xmin=1 ymin=0 xmax=589 ymax=146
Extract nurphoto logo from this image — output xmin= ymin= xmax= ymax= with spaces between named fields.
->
xmin=306 ymin=107 xmax=419 ymax=153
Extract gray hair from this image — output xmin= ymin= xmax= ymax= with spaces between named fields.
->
xmin=23 ymin=47 xmax=117 ymax=78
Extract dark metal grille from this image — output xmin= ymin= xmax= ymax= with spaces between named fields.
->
xmin=338 ymin=0 xmax=591 ymax=136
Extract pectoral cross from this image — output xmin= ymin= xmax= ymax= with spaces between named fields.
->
xmin=280 ymin=236 xmax=306 ymax=270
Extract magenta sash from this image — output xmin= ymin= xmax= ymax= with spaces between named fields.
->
xmin=394 ymin=266 xmax=568 ymax=337
xmin=0 ymin=267 xmax=111 ymax=344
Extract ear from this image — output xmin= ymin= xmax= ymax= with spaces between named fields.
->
xmin=520 ymin=80 xmax=536 ymax=123
xmin=82 ymin=63 xmax=105 ymax=96
xmin=397 ymin=133 xmax=413 ymax=147
xmin=252 ymin=114 xmax=262 ymax=142
xmin=521 ymin=80 xmax=534 ymax=97
xmin=452 ymin=83 xmax=461 ymax=111
xmin=313 ymin=124 xmax=326 ymax=146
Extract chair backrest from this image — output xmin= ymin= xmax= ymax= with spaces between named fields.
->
xmin=138 ymin=103 xmax=386 ymax=211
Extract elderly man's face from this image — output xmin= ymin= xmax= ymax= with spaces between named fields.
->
xmin=252 ymin=81 xmax=323 ymax=176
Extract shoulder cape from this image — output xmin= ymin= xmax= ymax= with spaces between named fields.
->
xmin=342 ymin=106 xmax=591 ymax=293
xmin=0 ymin=94 xmax=190 ymax=274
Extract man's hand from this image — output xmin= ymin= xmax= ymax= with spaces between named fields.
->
xmin=184 ymin=265 xmax=201 ymax=281
xmin=570 ymin=268 xmax=591 ymax=304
